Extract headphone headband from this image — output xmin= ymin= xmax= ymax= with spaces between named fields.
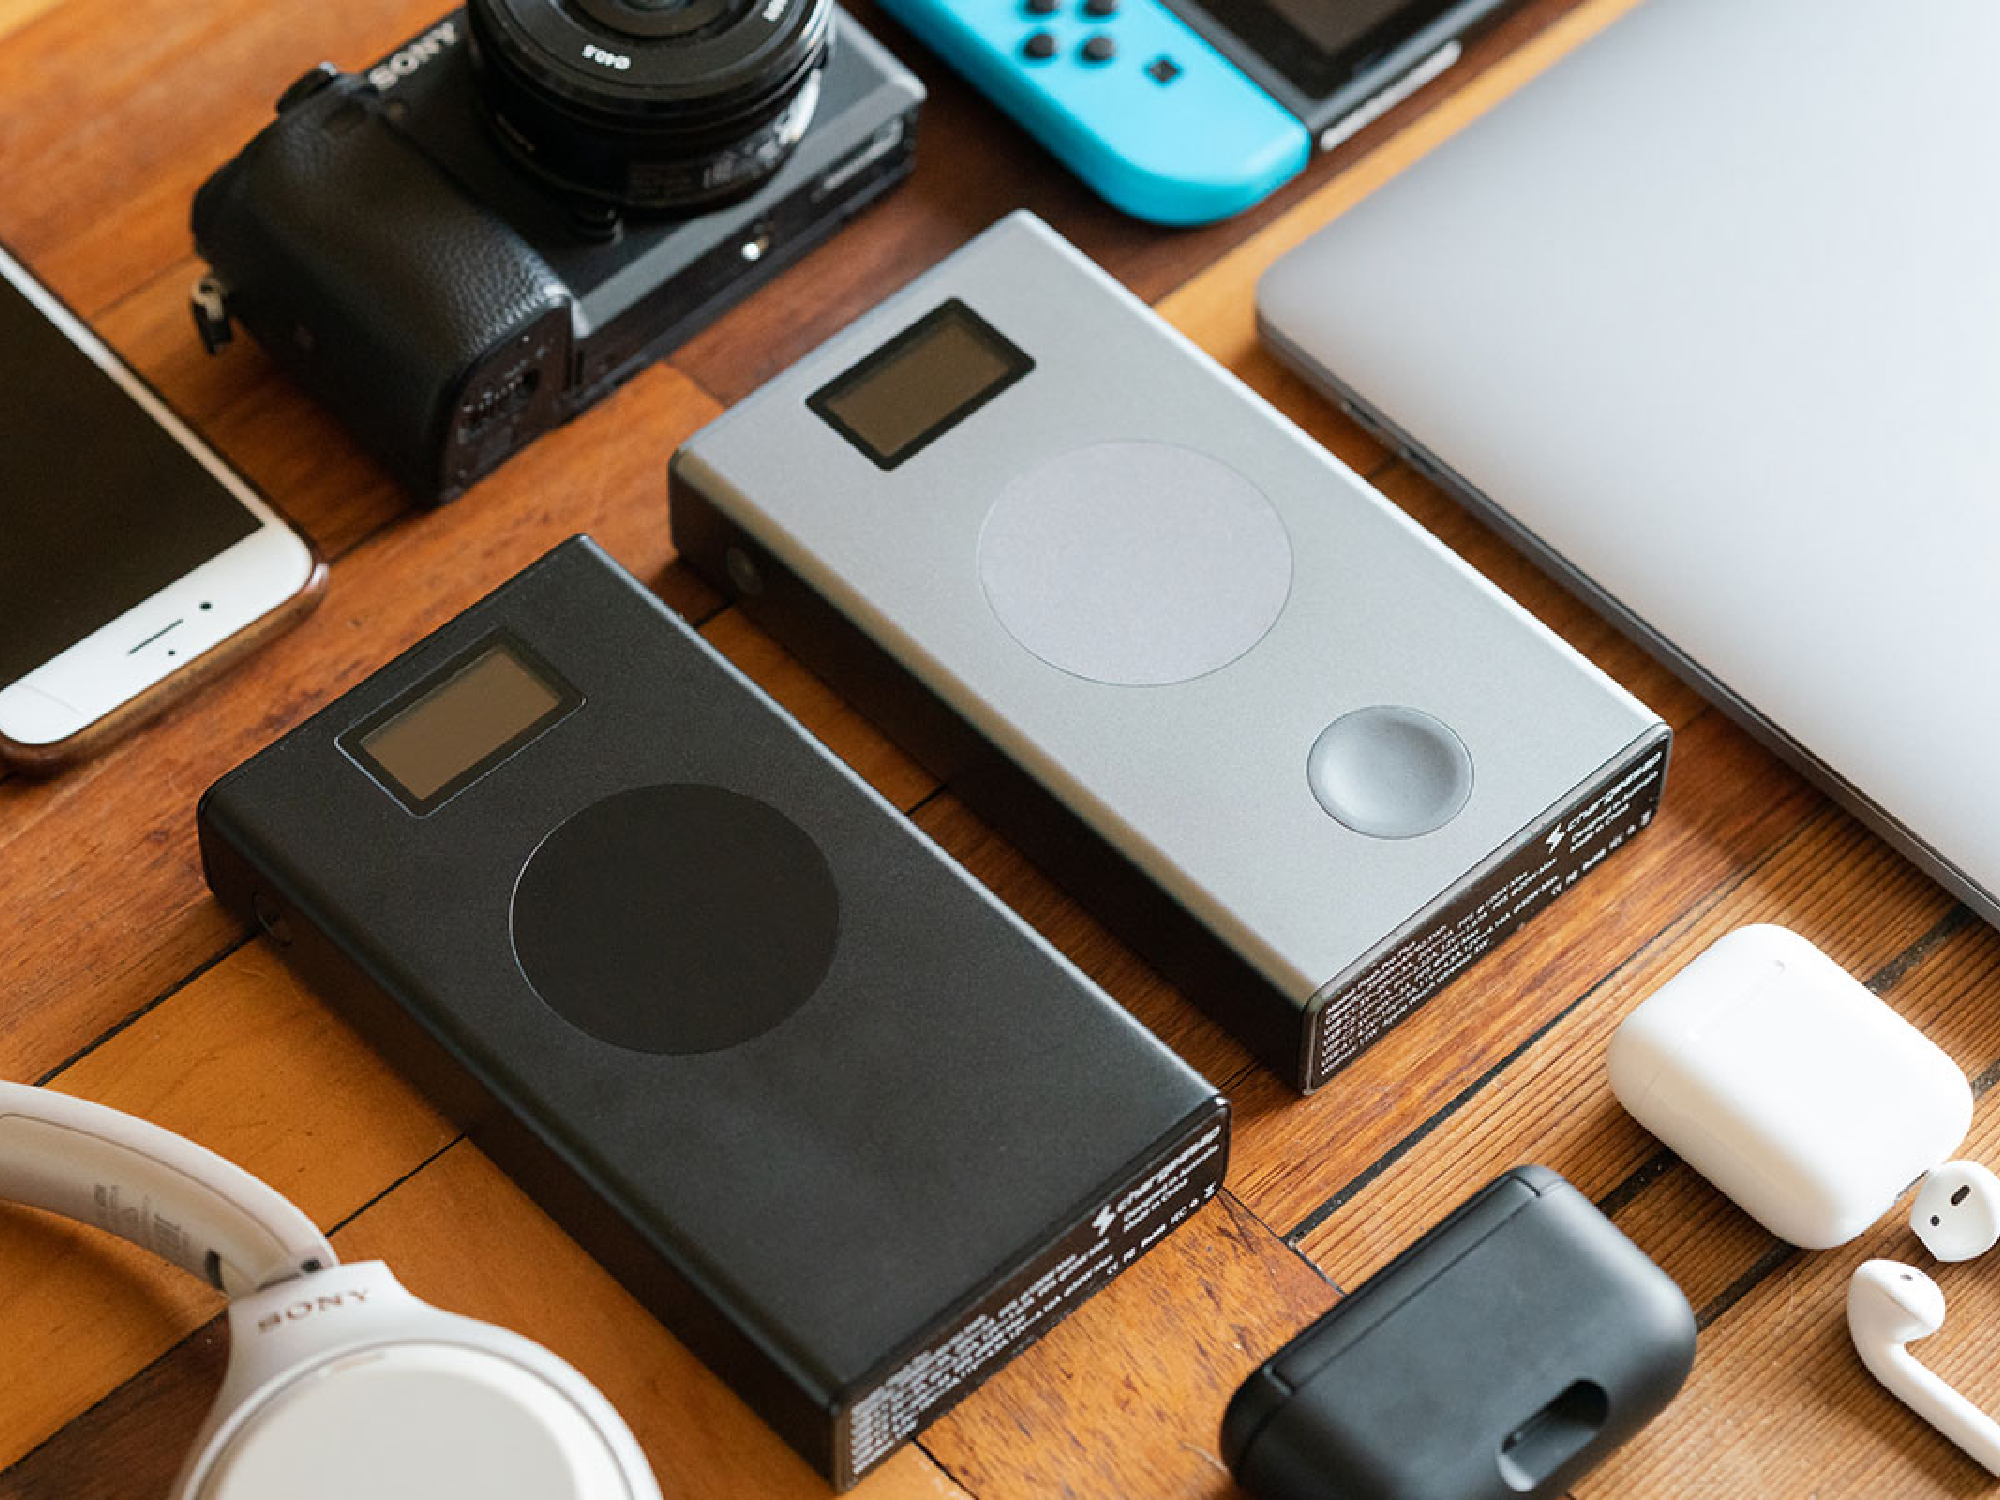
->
xmin=0 ymin=1082 xmax=335 ymax=1295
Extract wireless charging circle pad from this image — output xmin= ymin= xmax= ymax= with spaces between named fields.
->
xmin=203 ymin=1344 xmax=634 ymax=1500
xmin=976 ymin=441 xmax=1292 ymax=686
xmin=511 ymin=783 xmax=840 ymax=1053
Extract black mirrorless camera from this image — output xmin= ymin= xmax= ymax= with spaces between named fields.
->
xmin=191 ymin=0 xmax=922 ymax=502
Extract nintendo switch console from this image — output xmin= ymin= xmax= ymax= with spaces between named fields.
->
xmin=874 ymin=0 xmax=1518 ymax=223
xmin=670 ymin=213 xmax=1669 ymax=1091
xmin=198 ymin=538 xmax=1227 ymax=1487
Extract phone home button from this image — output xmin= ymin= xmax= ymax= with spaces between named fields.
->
xmin=510 ymin=784 xmax=841 ymax=1054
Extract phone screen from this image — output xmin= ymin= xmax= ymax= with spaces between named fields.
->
xmin=0 ymin=264 xmax=260 ymax=688
xmin=1196 ymin=0 xmax=1468 ymax=99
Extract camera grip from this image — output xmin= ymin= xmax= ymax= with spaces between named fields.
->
xmin=192 ymin=75 xmax=571 ymax=500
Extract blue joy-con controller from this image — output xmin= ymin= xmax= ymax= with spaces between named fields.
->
xmin=878 ymin=0 xmax=1310 ymax=225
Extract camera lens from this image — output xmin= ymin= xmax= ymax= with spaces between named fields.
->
xmin=572 ymin=0 xmax=738 ymax=41
xmin=465 ymin=0 xmax=833 ymax=211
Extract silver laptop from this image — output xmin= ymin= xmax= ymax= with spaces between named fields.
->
xmin=1258 ymin=0 xmax=2000 ymax=923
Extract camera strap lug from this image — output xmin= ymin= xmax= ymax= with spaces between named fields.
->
xmin=567 ymin=199 xmax=624 ymax=244
xmin=275 ymin=62 xmax=342 ymax=113
xmin=190 ymin=273 xmax=234 ymax=354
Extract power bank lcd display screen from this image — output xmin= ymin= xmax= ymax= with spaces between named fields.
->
xmin=0 ymin=264 xmax=258 ymax=687
xmin=808 ymin=300 xmax=1033 ymax=470
xmin=346 ymin=636 xmax=579 ymax=811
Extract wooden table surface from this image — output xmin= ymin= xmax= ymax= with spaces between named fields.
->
xmin=5 ymin=0 xmax=1998 ymax=1494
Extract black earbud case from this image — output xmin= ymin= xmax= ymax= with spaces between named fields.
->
xmin=1222 ymin=1165 xmax=1695 ymax=1500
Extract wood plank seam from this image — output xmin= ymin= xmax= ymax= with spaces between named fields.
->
xmin=1592 ymin=1147 xmax=1679 ymax=1221
xmin=8 ymin=0 xmax=1946 ymax=1489
xmin=1282 ymin=984 xmax=1594 ymax=1245
xmin=321 ymin=1137 xmax=465 ymax=1240
xmin=1264 ymin=867 xmax=1981 ymax=1491
xmin=2 ymin=1135 xmax=1170 ymax=1495
xmin=1359 ymin=453 xmax=1401 ymax=485
xmin=1214 ymin=1186 xmax=1346 ymax=1297
xmin=1694 ymin=1245 xmax=1798 ymax=1334
xmin=1 ymin=1320 xmax=217 ymax=1489
xmin=1970 ymin=1051 xmax=2000 ymax=1097
xmin=913 ymin=1439 xmax=983 ymax=1500
xmin=1863 ymin=905 xmax=1979 ymax=997
xmin=31 ymin=935 xmax=252 ymax=1088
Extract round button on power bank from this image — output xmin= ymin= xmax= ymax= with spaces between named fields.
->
xmin=1307 ymin=706 xmax=1473 ymax=839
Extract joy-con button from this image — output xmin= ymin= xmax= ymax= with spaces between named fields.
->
xmin=1083 ymin=0 xmax=1118 ymax=15
xmin=1023 ymin=29 xmax=1057 ymax=59
xmin=1080 ymin=34 xmax=1116 ymax=63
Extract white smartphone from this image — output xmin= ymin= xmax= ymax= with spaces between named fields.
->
xmin=0 ymin=243 xmax=324 ymax=772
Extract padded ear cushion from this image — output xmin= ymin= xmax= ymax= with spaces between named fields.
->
xmin=177 ymin=1263 xmax=660 ymax=1500
xmin=198 ymin=1341 xmax=643 ymax=1500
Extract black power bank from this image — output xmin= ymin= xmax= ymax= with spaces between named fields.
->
xmin=199 ymin=538 xmax=1228 ymax=1487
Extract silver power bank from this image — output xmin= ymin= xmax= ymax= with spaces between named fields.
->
xmin=671 ymin=212 xmax=1667 ymax=1091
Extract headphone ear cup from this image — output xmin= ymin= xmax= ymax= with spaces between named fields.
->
xmin=175 ymin=1262 xmax=659 ymax=1500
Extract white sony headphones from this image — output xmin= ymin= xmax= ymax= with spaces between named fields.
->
xmin=0 ymin=1082 xmax=661 ymax=1500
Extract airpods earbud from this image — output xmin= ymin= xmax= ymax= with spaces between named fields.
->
xmin=1847 ymin=1259 xmax=2000 ymax=1475
xmin=1848 ymin=1166 xmax=2000 ymax=1474
xmin=1911 ymin=1160 xmax=2000 ymax=1262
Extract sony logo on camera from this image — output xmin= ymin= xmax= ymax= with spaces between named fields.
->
xmin=367 ymin=18 xmax=461 ymax=92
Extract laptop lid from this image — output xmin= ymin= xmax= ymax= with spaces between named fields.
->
xmin=1257 ymin=0 xmax=2000 ymax=921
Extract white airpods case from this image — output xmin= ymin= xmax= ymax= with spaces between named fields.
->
xmin=1608 ymin=924 xmax=1970 ymax=1249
